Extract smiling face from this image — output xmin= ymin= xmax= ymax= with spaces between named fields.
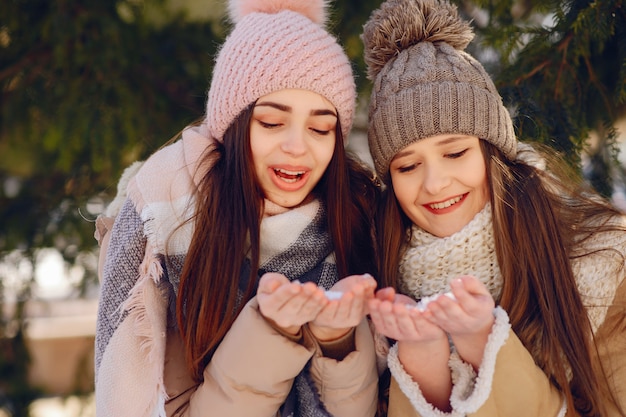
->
xmin=250 ymin=89 xmax=337 ymax=208
xmin=389 ymin=134 xmax=490 ymax=237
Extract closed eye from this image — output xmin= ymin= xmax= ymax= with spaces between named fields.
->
xmin=311 ymin=128 xmax=331 ymax=135
xmin=446 ymin=149 xmax=468 ymax=159
xmin=397 ymin=163 xmax=418 ymax=173
xmin=257 ymin=120 xmax=281 ymax=129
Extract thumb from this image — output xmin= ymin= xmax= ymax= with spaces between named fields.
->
xmin=454 ymin=275 xmax=489 ymax=297
xmin=375 ymin=287 xmax=396 ymax=302
xmin=258 ymin=272 xmax=288 ymax=294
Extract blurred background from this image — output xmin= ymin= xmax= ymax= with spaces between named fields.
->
xmin=1 ymin=0 xmax=625 ymax=415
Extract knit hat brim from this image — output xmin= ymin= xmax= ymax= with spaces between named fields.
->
xmin=369 ymin=79 xmax=516 ymax=176
xmin=362 ymin=0 xmax=517 ymax=179
xmin=207 ymin=2 xmax=356 ymax=142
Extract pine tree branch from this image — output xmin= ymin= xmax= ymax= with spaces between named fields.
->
xmin=514 ymin=60 xmax=549 ymax=85
xmin=583 ymin=55 xmax=614 ymax=120
xmin=0 ymin=49 xmax=51 ymax=84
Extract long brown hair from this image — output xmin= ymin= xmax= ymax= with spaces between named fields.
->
xmin=483 ymin=140 xmax=622 ymax=416
xmin=377 ymin=139 xmax=624 ymax=416
xmin=176 ymin=103 xmax=379 ymax=382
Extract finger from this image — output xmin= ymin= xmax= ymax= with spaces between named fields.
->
xmin=367 ymin=298 xmax=383 ymax=321
xmin=263 ymin=282 xmax=307 ymax=317
xmin=378 ymin=300 xmax=402 ymax=334
xmin=258 ymin=277 xmax=298 ymax=313
xmin=258 ymin=272 xmax=289 ymax=294
xmin=328 ymin=292 xmax=354 ymax=325
xmin=272 ymin=290 xmax=325 ymax=328
xmin=294 ymin=285 xmax=327 ymax=317
xmin=345 ymin=282 xmax=366 ymax=316
xmin=455 ymin=275 xmax=489 ymax=297
xmin=394 ymin=293 xmax=418 ymax=306
xmin=366 ymin=301 xmax=388 ymax=333
xmin=375 ymin=287 xmax=396 ymax=302
xmin=326 ymin=278 xmax=370 ymax=323
xmin=392 ymin=304 xmax=419 ymax=338
xmin=317 ymin=300 xmax=340 ymax=323
xmin=450 ymin=276 xmax=494 ymax=314
xmin=427 ymin=294 xmax=463 ymax=317
xmin=360 ymin=273 xmax=378 ymax=295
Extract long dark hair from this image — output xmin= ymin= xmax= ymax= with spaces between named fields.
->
xmin=177 ymin=103 xmax=379 ymax=382
xmin=377 ymin=139 xmax=625 ymax=416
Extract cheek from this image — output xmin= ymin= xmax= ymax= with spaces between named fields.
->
xmin=249 ymin=142 xmax=269 ymax=177
xmin=316 ymin=139 xmax=336 ymax=169
xmin=466 ymin=160 xmax=489 ymax=203
xmin=391 ymin=175 xmax=416 ymax=208
xmin=249 ymin=129 xmax=270 ymax=160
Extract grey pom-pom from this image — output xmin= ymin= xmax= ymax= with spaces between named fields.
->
xmin=362 ymin=0 xmax=474 ymax=80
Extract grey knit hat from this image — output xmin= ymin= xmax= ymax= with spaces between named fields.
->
xmin=362 ymin=0 xmax=517 ymax=179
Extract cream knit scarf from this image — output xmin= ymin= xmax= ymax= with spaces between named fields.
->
xmin=398 ymin=203 xmax=504 ymax=301
xmin=397 ymin=196 xmax=624 ymax=333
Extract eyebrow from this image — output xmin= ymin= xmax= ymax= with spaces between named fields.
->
xmin=255 ymin=101 xmax=337 ymax=118
xmin=391 ymin=135 xmax=474 ymax=161
xmin=436 ymin=135 xmax=473 ymax=145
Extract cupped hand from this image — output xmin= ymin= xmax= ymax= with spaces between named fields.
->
xmin=308 ymin=273 xmax=377 ymax=341
xmin=421 ymin=275 xmax=496 ymax=369
xmin=421 ymin=275 xmax=495 ymax=337
xmin=368 ymin=288 xmax=447 ymax=344
xmin=257 ymin=272 xmax=328 ymax=335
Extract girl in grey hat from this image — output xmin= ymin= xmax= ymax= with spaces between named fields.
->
xmin=362 ymin=0 xmax=626 ymax=416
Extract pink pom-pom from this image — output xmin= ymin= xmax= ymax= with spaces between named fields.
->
xmin=228 ymin=0 xmax=328 ymax=25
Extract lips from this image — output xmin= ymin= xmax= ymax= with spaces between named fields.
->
xmin=273 ymin=168 xmax=305 ymax=183
xmin=428 ymin=194 xmax=463 ymax=210
xmin=269 ymin=166 xmax=311 ymax=192
xmin=424 ymin=193 xmax=467 ymax=213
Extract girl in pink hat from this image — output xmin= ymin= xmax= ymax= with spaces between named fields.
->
xmin=93 ymin=0 xmax=382 ymax=416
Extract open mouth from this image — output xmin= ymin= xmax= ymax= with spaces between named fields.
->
xmin=428 ymin=194 xmax=464 ymax=210
xmin=274 ymin=168 xmax=305 ymax=183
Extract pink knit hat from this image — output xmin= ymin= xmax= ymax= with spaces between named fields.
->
xmin=206 ymin=0 xmax=356 ymax=141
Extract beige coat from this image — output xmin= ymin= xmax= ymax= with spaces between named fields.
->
xmin=94 ymin=127 xmax=379 ymax=417
xmin=163 ymin=298 xmax=379 ymax=417
xmin=97 ymin=213 xmax=379 ymax=417
xmin=387 ymin=235 xmax=626 ymax=417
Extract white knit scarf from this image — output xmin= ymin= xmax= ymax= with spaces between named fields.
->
xmin=398 ymin=203 xmax=504 ymax=301
xmin=397 ymin=190 xmax=624 ymax=333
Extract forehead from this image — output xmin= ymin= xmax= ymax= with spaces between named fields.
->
xmin=255 ymin=89 xmax=336 ymax=113
xmin=393 ymin=134 xmax=480 ymax=159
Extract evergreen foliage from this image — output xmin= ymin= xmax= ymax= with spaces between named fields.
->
xmin=453 ymin=0 xmax=626 ymax=195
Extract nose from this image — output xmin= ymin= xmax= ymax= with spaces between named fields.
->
xmin=422 ymin=163 xmax=451 ymax=195
xmin=280 ymin=127 xmax=307 ymax=156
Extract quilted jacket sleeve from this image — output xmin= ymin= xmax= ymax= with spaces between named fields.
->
xmin=181 ymin=297 xmax=315 ymax=417
xmin=308 ymin=319 xmax=379 ymax=417
xmin=167 ymin=298 xmax=378 ymax=417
